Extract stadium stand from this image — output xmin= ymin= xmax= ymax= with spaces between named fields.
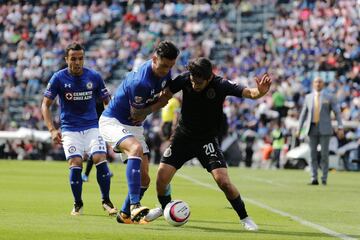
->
xmin=0 ymin=0 xmax=359 ymax=164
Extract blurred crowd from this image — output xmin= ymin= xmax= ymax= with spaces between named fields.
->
xmin=0 ymin=0 xmax=359 ymax=165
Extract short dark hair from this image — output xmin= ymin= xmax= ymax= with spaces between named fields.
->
xmin=187 ymin=57 xmax=213 ymax=80
xmin=65 ymin=42 xmax=84 ymax=57
xmin=154 ymin=40 xmax=179 ymax=60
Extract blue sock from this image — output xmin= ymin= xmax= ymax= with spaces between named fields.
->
xmin=69 ymin=167 xmax=83 ymax=202
xmin=121 ymin=186 xmax=148 ymax=215
xmin=125 ymin=157 xmax=141 ymax=207
xmin=96 ymin=160 xmax=111 ymax=201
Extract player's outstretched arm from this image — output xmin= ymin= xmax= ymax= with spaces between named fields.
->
xmin=41 ymin=97 xmax=62 ymax=144
xmin=242 ymin=73 xmax=272 ymax=99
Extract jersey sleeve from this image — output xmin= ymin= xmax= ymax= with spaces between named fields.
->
xmin=221 ymin=79 xmax=245 ymax=98
xmin=43 ymin=73 xmax=59 ymax=100
xmin=95 ymin=72 xmax=110 ymax=100
xmin=128 ymin=81 xmax=151 ymax=109
xmin=169 ymin=73 xmax=188 ymax=94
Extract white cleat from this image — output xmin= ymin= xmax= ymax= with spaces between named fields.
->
xmin=144 ymin=207 xmax=163 ymax=222
xmin=71 ymin=202 xmax=83 ymax=216
xmin=241 ymin=217 xmax=258 ymax=231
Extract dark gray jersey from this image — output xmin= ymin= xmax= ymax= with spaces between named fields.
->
xmin=169 ymin=72 xmax=245 ymax=139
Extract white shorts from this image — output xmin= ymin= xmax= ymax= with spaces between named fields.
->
xmin=99 ymin=116 xmax=149 ymax=158
xmin=62 ymin=128 xmax=107 ymax=160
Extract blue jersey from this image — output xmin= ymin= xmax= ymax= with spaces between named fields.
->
xmin=103 ymin=60 xmax=171 ymax=125
xmin=44 ymin=67 xmax=110 ymax=132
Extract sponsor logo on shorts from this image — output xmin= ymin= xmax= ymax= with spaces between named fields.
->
xmin=163 ymin=147 xmax=172 ymax=157
xmin=122 ymin=128 xmax=130 ymax=134
xmin=68 ymin=146 xmax=76 ymax=153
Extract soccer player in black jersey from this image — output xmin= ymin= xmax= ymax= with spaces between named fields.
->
xmin=137 ymin=57 xmax=271 ymax=230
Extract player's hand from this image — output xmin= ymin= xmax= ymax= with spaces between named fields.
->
xmin=255 ymin=73 xmax=272 ymax=95
xmin=160 ymin=88 xmax=173 ymax=99
xmin=50 ymin=129 xmax=62 ymax=144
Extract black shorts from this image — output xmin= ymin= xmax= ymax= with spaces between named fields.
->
xmin=162 ymin=131 xmax=227 ymax=172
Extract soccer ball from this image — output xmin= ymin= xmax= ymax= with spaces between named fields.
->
xmin=163 ymin=200 xmax=190 ymax=227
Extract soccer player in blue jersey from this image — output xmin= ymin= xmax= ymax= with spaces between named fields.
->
xmin=41 ymin=43 xmax=117 ymax=216
xmin=99 ymin=40 xmax=179 ymax=224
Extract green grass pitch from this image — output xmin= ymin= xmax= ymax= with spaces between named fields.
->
xmin=0 ymin=160 xmax=359 ymax=240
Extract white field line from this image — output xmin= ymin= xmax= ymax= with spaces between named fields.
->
xmin=177 ymin=173 xmax=357 ymax=240
xmin=245 ymin=176 xmax=288 ymax=187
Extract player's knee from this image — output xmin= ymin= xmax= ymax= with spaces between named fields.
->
xmin=125 ymin=142 xmax=143 ymax=157
xmin=91 ymin=153 xmax=107 ymax=164
xmin=69 ymin=157 xmax=82 ymax=167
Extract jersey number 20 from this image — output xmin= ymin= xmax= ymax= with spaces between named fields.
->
xmin=203 ymin=143 xmax=215 ymax=156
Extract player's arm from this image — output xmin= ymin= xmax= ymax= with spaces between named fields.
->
xmin=242 ymin=73 xmax=272 ymax=99
xmin=41 ymin=97 xmax=62 ymax=144
xmin=103 ymin=96 xmax=110 ymax=107
xmin=97 ymin=73 xmax=111 ymax=108
xmin=131 ymin=87 xmax=173 ymax=120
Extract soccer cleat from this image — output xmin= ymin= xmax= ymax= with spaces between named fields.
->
xmin=102 ymin=200 xmax=118 ymax=216
xmin=130 ymin=203 xmax=149 ymax=222
xmin=308 ymin=180 xmax=319 ymax=185
xmin=82 ymin=174 xmax=89 ymax=182
xmin=116 ymin=212 xmax=133 ymax=224
xmin=144 ymin=207 xmax=163 ymax=222
xmin=71 ymin=201 xmax=83 ymax=216
xmin=241 ymin=217 xmax=258 ymax=231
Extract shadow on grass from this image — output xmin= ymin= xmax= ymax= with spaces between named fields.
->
xmin=80 ymin=213 xmax=116 ymax=219
xmin=189 ymin=219 xmax=239 ymax=225
xmin=145 ymin=224 xmax=359 ymax=239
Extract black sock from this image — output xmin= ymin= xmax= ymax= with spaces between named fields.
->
xmin=228 ymin=195 xmax=248 ymax=220
xmin=84 ymin=157 xmax=94 ymax=176
xmin=75 ymin=200 xmax=83 ymax=206
xmin=158 ymin=195 xmax=171 ymax=210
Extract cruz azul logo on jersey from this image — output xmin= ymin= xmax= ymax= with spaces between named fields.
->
xmin=86 ymin=82 xmax=93 ymax=90
xmin=65 ymin=91 xmax=93 ymax=101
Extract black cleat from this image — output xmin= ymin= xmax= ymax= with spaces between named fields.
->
xmin=308 ymin=180 xmax=319 ymax=185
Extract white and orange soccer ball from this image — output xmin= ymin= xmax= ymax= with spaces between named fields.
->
xmin=163 ymin=200 xmax=190 ymax=227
